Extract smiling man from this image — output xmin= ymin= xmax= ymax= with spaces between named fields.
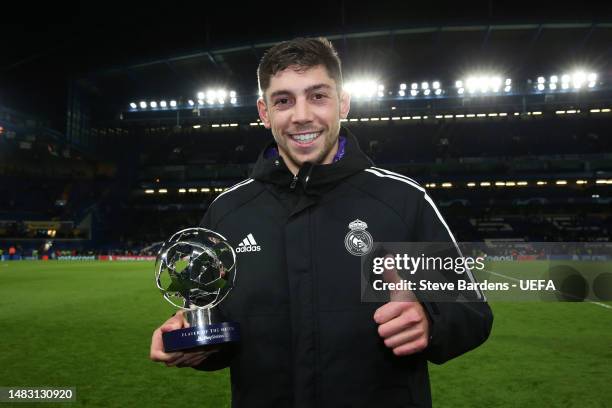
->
xmin=150 ymin=37 xmax=493 ymax=408
xmin=256 ymin=62 xmax=349 ymax=174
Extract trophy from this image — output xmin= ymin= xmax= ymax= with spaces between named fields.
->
xmin=155 ymin=227 xmax=240 ymax=352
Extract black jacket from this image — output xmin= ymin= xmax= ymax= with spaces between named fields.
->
xmin=197 ymin=130 xmax=493 ymax=408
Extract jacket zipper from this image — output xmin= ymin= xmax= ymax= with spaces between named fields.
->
xmin=290 ymin=163 xmax=313 ymax=190
xmin=290 ymin=175 xmax=298 ymax=190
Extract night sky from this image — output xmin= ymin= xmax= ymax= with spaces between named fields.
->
xmin=2 ymin=1 xmax=610 ymax=127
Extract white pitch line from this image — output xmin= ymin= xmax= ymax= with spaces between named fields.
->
xmin=486 ymin=269 xmax=519 ymax=282
xmin=590 ymin=301 xmax=612 ymax=310
xmin=484 ymin=269 xmax=612 ymax=311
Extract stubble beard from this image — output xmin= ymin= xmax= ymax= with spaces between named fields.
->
xmin=278 ymin=129 xmax=339 ymax=170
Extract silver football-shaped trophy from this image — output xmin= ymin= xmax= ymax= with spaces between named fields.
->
xmin=155 ymin=228 xmax=239 ymax=352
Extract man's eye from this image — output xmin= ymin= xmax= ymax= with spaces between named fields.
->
xmin=274 ymin=98 xmax=289 ymax=105
xmin=313 ymin=93 xmax=326 ymax=100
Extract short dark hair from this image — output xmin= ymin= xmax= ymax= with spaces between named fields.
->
xmin=257 ymin=37 xmax=343 ymax=98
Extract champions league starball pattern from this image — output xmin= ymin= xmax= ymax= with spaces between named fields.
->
xmin=155 ymin=228 xmax=237 ymax=310
xmin=155 ymin=228 xmax=240 ymax=352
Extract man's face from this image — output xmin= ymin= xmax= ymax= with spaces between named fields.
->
xmin=257 ymin=65 xmax=350 ymax=174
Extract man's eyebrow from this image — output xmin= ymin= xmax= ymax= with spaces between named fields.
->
xmin=304 ymin=83 xmax=333 ymax=93
xmin=268 ymin=83 xmax=333 ymax=99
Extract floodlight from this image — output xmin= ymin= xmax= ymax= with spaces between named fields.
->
xmin=587 ymin=72 xmax=597 ymax=88
xmin=343 ymin=80 xmax=378 ymax=98
xmin=491 ymin=77 xmax=502 ymax=91
xmin=572 ymin=71 xmax=586 ymax=89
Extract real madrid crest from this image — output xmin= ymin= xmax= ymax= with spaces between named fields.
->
xmin=344 ymin=219 xmax=373 ymax=256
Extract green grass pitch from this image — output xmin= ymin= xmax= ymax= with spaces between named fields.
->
xmin=0 ymin=261 xmax=610 ymax=407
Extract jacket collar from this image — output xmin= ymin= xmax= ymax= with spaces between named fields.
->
xmin=251 ymin=127 xmax=373 ymax=194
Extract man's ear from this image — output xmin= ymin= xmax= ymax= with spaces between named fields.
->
xmin=339 ymin=90 xmax=351 ymax=119
xmin=257 ymin=97 xmax=271 ymax=129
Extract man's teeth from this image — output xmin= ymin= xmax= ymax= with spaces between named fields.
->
xmin=291 ymin=132 xmax=319 ymax=143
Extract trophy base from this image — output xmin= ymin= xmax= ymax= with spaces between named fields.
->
xmin=162 ymin=321 xmax=240 ymax=352
xmin=162 ymin=308 xmax=240 ymax=352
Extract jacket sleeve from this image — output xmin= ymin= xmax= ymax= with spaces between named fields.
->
xmin=413 ymin=192 xmax=494 ymax=365
xmin=192 ymin=205 xmax=236 ymax=372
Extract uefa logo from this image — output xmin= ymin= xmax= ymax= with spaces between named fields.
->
xmin=344 ymin=219 xmax=373 ymax=256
